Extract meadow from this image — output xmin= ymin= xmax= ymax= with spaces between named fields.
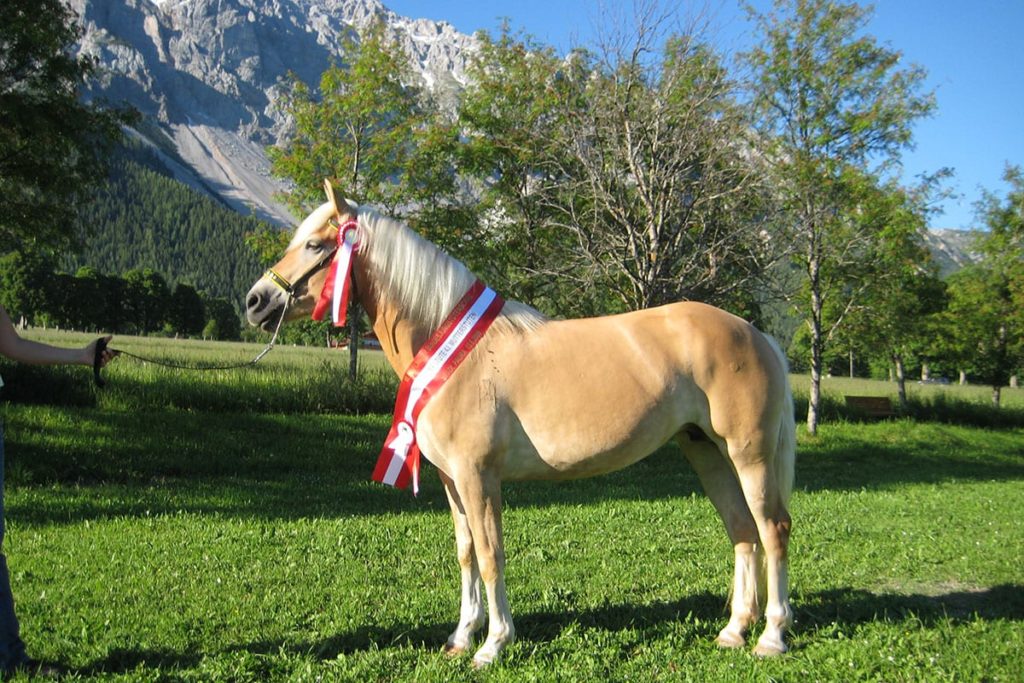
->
xmin=0 ymin=330 xmax=1021 ymax=681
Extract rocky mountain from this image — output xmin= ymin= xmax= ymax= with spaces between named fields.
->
xmin=922 ymin=228 xmax=980 ymax=277
xmin=70 ymin=0 xmax=477 ymax=225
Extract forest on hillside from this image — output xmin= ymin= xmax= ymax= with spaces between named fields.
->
xmin=66 ymin=141 xmax=277 ymax=314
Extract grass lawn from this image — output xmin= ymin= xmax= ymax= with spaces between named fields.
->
xmin=0 ymin=331 xmax=1021 ymax=681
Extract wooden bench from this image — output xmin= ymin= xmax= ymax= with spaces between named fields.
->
xmin=844 ymin=395 xmax=896 ymax=418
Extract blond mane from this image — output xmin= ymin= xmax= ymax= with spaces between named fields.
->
xmin=355 ymin=206 xmax=547 ymax=335
xmin=289 ymin=202 xmax=547 ymax=335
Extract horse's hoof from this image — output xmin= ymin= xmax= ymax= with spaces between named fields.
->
xmin=444 ymin=641 xmax=469 ymax=657
xmin=471 ymin=645 xmax=501 ymax=668
xmin=716 ymin=628 xmax=746 ymax=649
xmin=752 ymin=636 xmax=788 ymax=657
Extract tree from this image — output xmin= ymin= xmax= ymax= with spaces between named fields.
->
xmin=167 ymin=283 xmax=206 ymax=337
xmin=458 ymin=11 xmax=773 ymax=318
xmin=833 ymin=180 xmax=947 ymax=405
xmin=0 ymin=0 xmax=128 ymax=252
xmin=122 ymin=268 xmax=170 ymax=334
xmin=744 ymin=0 xmax=935 ymax=434
xmin=0 ymin=250 xmax=51 ymax=324
xmin=72 ymin=266 xmax=107 ymax=332
xmin=942 ymin=165 xmax=1024 ymax=407
xmin=269 ymin=22 xmax=444 ymax=377
xmin=456 ymin=27 xmax=580 ymax=312
xmin=202 ymin=296 xmax=241 ymax=342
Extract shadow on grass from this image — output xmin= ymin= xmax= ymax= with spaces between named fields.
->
xmin=3 ymin=406 xmax=1023 ymax=527
xmin=225 ymin=591 xmax=727 ymax=663
xmin=64 ymin=584 xmax=1024 ymax=676
xmin=72 ymin=646 xmax=203 ymax=679
xmin=216 ymin=583 xmax=1023 ymax=665
xmin=798 ymin=583 xmax=1024 ymax=630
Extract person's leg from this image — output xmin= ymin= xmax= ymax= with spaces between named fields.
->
xmin=0 ymin=421 xmax=29 ymax=671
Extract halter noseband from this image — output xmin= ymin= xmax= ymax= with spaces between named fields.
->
xmin=263 ymin=247 xmax=337 ymax=299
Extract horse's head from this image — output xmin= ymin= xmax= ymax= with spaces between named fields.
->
xmin=245 ymin=181 xmax=356 ymax=331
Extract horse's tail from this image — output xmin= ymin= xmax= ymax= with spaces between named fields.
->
xmin=765 ymin=335 xmax=796 ymax=507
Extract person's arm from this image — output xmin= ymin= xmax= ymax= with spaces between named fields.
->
xmin=0 ymin=303 xmax=113 ymax=367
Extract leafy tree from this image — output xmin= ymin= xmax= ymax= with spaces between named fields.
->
xmin=459 ymin=15 xmax=772 ymax=318
xmin=0 ymin=250 xmax=51 ymax=324
xmin=833 ymin=180 xmax=947 ymax=405
xmin=202 ymin=295 xmax=241 ymax=341
xmin=49 ymin=270 xmax=90 ymax=330
xmin=244 ymin=228 xmax=291 ymax=268
xmin=72 ymin=266 xmax=108 ymax=332
xmin=268 ymin=22 xmax=450 ymax=376
xmin=122 ymin=268 xmax=170 ymax=334
xmin=456 ymin=27 xmax=578 ymax=312
xmin=942 ymin=166 xmax=1024 ymax=406
xmin=0 ymin=0 xmax=128 ymax=252
xmin=269 ymin=21 xmax=427 ymax=213
xmin=744 ymin=0 xmax=935 ymax=434
xmin=167 ymin=283 xmax=206 ymax=337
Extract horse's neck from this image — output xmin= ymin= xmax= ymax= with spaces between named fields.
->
xmin=354 ymin=263 xmax=431 ymax=377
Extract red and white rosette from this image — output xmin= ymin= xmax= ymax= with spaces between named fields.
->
xmin=311 ymin=219 xmax=359 ymax=327
xmin=373 ymin=280 xmax=505 ymax=494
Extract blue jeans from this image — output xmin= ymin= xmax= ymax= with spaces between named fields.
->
xmin=0 ymin=422 xmax=28 ymax=670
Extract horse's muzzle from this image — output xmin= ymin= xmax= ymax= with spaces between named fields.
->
xmin=245 ymin=282 xmax=284 ymax=331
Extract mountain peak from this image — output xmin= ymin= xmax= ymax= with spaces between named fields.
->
xmin=71 ymin=0 xmax=476 ymax=224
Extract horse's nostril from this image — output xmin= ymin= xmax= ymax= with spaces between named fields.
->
xmin=247 ymin=292 xmax=262 ymax=311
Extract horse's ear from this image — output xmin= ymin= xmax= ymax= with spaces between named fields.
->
xmin=324 ymin=179 xmax=358 ymax=220
xmin=324 ymin=179 xmax=341 ymax=216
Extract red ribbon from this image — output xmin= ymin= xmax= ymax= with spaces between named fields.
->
xmin=373 ymin=281 xmax=505 ymax=493
xmin=312 ymin=220 xmax=359 ymax=327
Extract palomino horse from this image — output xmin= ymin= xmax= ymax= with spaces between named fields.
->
xmin=245 ymin=183 xmax=796 ymax=666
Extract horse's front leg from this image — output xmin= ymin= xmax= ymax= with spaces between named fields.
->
xmin=456 ymin=470 xmax=514 ymax=667
xmin=440 ymin=472 xmax=485 ymax=655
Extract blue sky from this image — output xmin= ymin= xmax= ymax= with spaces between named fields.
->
xmin=385 ymin=0 xmax=1023 ymax=231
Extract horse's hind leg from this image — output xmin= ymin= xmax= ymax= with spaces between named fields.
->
xmin=440 ymin=472 xmax=486 ymax=655
xmin=678 ymin=433 xmax=761 ymax=648
xmin=729 ymin=442 xmax=793 ymax=656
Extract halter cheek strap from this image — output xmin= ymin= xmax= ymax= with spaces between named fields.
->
xmin=261 ymin=218 xmax=353 ymax=299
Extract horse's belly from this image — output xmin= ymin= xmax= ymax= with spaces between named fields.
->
xmin=500 ymin=387 xmax=693 ymax=481
xmin=501 ymin=434 xmax=670 ymax=481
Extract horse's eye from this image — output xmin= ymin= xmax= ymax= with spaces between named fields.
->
xmin=306 ymin=240 xmax=323 ymax=252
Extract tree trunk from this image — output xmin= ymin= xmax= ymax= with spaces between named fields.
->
xmin=959 ymin=370 xmax=967 ymax=385
xmin=894 ymin=354 xmax=907 ymax=408
xmin=849 ymin=349 xmax=854 ymax=378
xmin=808 ymin=317 xmax=823 ymax=435
xmin=806 ymin=243 xmax=823 ymax=436
xmin=921 ymin=363 xmax=930 ymax=381
xmin=1011 ymin=375 xmax=1019 ymax=389
xmin=348 ymin=312 xmax=359 ymax=380
xmin=992 ymin=385 xmax=1002 ymax=408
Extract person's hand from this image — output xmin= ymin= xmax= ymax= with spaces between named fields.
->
xmin=82 ymin=335 xmax=118 ymax=367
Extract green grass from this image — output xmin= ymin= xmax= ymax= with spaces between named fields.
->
xmin=789 ymin=373 xmax=1024 ymax=409
xmin=0 ymin=331 xmax=1022 ymax=681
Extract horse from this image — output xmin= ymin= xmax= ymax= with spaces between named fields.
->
xmin=245 ymin=182 xmax=796 ymax=666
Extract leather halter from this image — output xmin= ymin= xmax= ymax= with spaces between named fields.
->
xmin=262 ymin=219 xmax=350 ymax=298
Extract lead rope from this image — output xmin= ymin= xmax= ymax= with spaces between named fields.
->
xmin=92 ymin=298 xmax=290 ymax=387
